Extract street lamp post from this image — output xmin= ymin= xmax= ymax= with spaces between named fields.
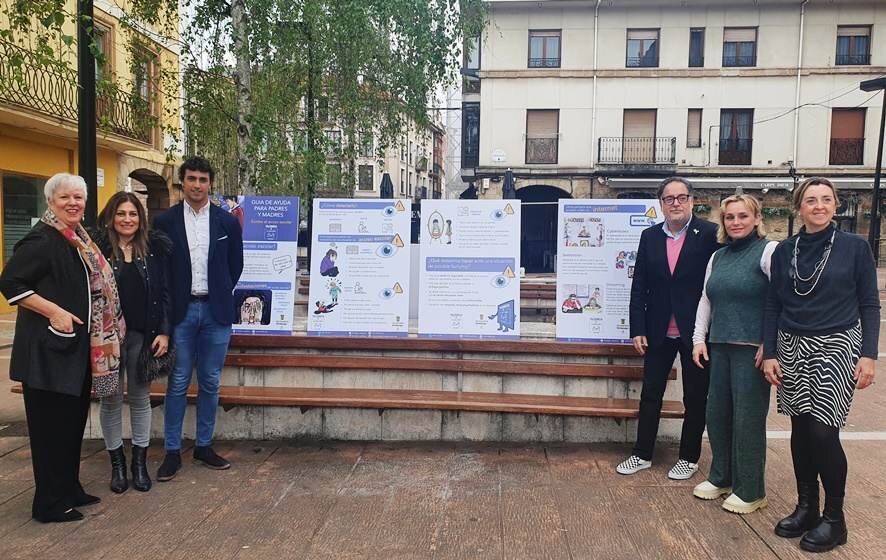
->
xmin=77 ymin=0 xmax=98 ymax=226
xmin=860 ymin=77 xmax=886 ymax=261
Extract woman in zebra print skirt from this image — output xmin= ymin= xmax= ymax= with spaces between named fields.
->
xmin=762 ymin=177 xmax=879 ymax=553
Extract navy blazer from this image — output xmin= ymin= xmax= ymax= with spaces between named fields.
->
xmin=153 ymin=202 xmax=244 ymax=326
xmin=628 ymin=217 xmax=720 ymax=348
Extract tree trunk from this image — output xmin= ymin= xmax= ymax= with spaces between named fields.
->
xmin=231 ymin=0 xmax=253 ymax=195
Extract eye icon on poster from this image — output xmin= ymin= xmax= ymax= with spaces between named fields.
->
xmin=384 ymin=206 xmax=396 ymax=216
xmin=379 ymin=287 xmax=394 ymax=299
xmin=491 ymin=275 xmax=509 ymax=288
xmin=491 ymin=209 xmax=505 ymax=220
xmin=377 ymin=243 xmax=396 ymax=257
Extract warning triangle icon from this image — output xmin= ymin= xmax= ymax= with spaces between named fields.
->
xmin=645 ymin=207 xmax=657 ymax=219
xmin=504 ymin=203 xmax=515 ymax=215
xmin=395 ymin=200 xmax=405 ymax=212
xmin=503 ymin=266 xmax=515 ymax=278
xmin=392 ymin=234 xmax=404 ymax=247
xmin=393 ymin=282 xmax=403 ymax=294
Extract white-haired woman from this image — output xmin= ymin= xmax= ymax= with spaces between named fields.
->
xmin=0 ymin=173 xmax=126 ymax=523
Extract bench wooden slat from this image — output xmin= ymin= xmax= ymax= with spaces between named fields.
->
xmin=192 ymin=385 xmax=683 ymax=418
xmin=10 ymin=384 xmax=683 ymax=418
xmin=229 ymin=335 xmax=639 ymax=357
xmin=224 ymin=353 xmax=675 ymax=380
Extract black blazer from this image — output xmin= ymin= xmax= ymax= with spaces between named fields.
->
xmin=153 ymin=202 xmax=244 ymax=326
xmin=0 ymin=224 xmax=92 ymax=396
xmin=629 ymin=217 xmax=720 ymax=348
xmin=94 ymin=228 xmax=174 ymax=379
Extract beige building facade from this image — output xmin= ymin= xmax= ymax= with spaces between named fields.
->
xmin=461 ymin=0 xmax=886 ymax=268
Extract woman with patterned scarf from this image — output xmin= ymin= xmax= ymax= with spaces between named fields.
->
xmin=0 ymin=173 xmax=125 ymax=524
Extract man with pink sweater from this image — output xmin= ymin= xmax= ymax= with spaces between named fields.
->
xmin=617 ymin=177 xmax=720 ymax=480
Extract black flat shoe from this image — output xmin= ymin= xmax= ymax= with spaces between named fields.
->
xmin=73 ymin=493 xmax=102 ymax=507
xmin=193 ymin=446 xmax=231 ymax=470
xmin=157 ymin=451 xmax=182 ymax=482
xmin=36 ymin=508 xmax=84 ymax=523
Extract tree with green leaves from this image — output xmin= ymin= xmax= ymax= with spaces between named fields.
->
xmin=1 ymin=0 xmax=484 ymax=202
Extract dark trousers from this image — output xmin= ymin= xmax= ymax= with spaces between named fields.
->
xmin=633 ymin=337 xmax=709 ymax=463
xmin=22 ymin=372 xmax=91 ymax=521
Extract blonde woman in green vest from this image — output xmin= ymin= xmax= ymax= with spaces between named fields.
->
xmin=690 ymin=194 xmax=777 ymax=514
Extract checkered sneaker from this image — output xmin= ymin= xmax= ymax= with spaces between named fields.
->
xmin=616 ymin=455 xmax=652 ymax=475
xmin=668 ymin=459 xmax=699 ymax=480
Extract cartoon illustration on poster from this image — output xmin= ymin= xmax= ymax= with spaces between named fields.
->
xmin=556 ymin=199 xmax=662 ymax=343
xmin=418 ymin=199 xmax=521 ymax=339
xmin=308 ymin=199 xmax=411 ymax=337
xmin=231 ymin=196 xmax=299 ymax=335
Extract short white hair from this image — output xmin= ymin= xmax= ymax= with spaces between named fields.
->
xmin=44 ymin=173 xmax=88 ymax=203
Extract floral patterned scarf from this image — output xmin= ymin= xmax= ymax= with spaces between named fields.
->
xmin=41 ymin=209 xmax=126 ymax=397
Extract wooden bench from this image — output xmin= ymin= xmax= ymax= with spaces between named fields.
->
xmin=11 ymin=337 xmax=685 ymax=437
xmin=11 ymin=384 xmax=683 ymax=419
xmin=225 ymin=353 xmax=674 ymax=381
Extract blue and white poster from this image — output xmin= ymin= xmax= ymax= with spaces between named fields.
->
xmin=231 ymin=196 xmax=300 ymax=335
xmin=308 ymin=199 xmax=411 ymax=337
xmin=418 ymin=199 xmax=521 ymax=339
xmin=555 ymin=199 xmax=662 ymax=343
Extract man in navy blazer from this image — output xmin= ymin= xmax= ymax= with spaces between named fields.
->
xmin=616 ymin=177 xmax=719 ymax=481
xmin=153 ymin=156 xmax=243 ymax=481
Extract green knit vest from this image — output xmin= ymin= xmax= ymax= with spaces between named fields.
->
xmin=706 ymin=237 xmax=769 ymax=345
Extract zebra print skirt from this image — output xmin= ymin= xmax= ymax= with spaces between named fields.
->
xmin=776 ymin=323 xmax=862 ymax=429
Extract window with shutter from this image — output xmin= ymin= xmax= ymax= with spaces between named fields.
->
xmin=829 ymin=109 xmax=866 ymax=165
xmin=687 ymin=109 xmax=702 ymax=148
xmin=526 ymin=110 xmax=559 ymax=164
xmin=723 ymin=28 xmax=757 ymax=67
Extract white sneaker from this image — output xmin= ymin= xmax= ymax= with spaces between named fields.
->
xmin=668 ymin=459 xmax=699 ymax=480
xmin=722 ymin=493 xmax=768 ymax=514
xmin=616 ymin=455 xmax=652 ymax=475
xmin=693 ymin=480 xmax=733 ymax=500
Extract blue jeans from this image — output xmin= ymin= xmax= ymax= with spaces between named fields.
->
xmin=164 ymin=300 xmax=232 ymax=450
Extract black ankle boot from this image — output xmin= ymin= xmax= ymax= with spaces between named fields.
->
xmin=130 ymin=445 xmax=152 ymax=492
xmin=108 ymin=447 xmax=128 ymax=494
xmin=775 ymin=481 xmax=820 ymax=538
xmin=800 ymin=496 xmax=848 ymax=553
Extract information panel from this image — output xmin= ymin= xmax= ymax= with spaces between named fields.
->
xmin=418 ymin=200 xmax=521 ymax=339
xmin=308 ymin=199 xmax=411 ymax=337
xmin=232 ymin=196 xmax=300 ymax=335
xmin=555 ymin=199 xmax=662 ymax=343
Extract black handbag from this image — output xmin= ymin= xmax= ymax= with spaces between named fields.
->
xmin=138 ymin=342 xmax=176 ymax=383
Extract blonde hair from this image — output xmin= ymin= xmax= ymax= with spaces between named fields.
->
xmin=717 ymin=194 xmax=767 ymax=244
xmin=793 ymin=177 xmax=839 ymax=211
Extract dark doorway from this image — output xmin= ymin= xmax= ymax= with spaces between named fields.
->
xmin=517 ymin=184 xmax=572 ymax=273
xmin=129 ymin=168 xmax=170 ymax=223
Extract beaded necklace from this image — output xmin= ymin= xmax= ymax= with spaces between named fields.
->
xmin=790 ymin=229 xmax=835 ymax=296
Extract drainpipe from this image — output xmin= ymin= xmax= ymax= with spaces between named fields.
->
xmin=792 ymin=0 xmax=809 ymax=166
xmin=591 ymin=0 xmax=602 ymax=167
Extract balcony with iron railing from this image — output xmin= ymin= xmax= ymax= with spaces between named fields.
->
xmin=597 ymin=137 xmax=676 ymax=165
xmin=718 ymin=138 xmax=753 ymax=165
xmin=836 ymin=53 xmax=871 ymax=65
xmin=722 ymin=51 xmax=757 ymax=67
xmin=0 ymin=40 xmax=154 ymax=144
xmin=830 ymin=138 xmax=865 ymax=165
xmin=528 ymin=57 xmax=560 ymax=68
xmin=526 ymin=135 xmax=558 ymax=164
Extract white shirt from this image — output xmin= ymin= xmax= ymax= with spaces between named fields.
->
xmin=184 ymin=200 xmax=211 ymax=296
xmin=692 ymin=240 xmax=778 ymax=345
